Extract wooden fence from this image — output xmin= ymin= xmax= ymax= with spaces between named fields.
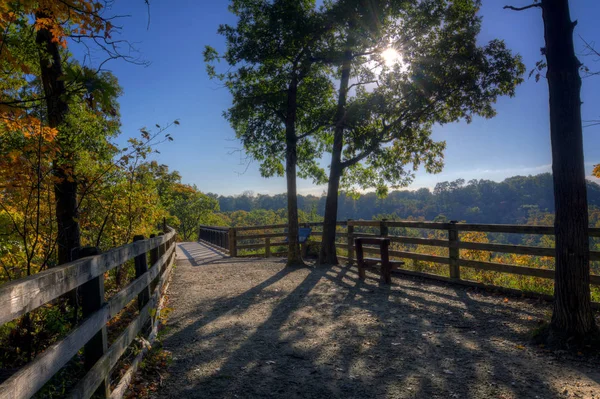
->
xmin=0 ymin=227 xmax=177 ymax=399
xmin=199 ymin=220 xmax=600 ymax=289
xmin=200 ymin=222 xmax=348 ymax=258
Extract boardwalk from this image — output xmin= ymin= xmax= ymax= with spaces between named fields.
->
xmin=155 ymin=242 xmax=600 ymax=399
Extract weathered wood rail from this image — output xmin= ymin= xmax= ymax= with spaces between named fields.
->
xmin=0 ymin=227 xmax=177 ymax=399
xmin=199 ymin=220 xmax=600 ymax=291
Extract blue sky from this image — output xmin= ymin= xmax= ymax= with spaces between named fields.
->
xmin=86 ymin=0 xmax=600 ymax=196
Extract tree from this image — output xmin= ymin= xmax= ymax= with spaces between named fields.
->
xmin=1 ymin=1 xmax=144 ymax=267
xmin=504 ymin=0 xmax=599 ymax=345
xmin=204 ymin=0 xmax=335 ymax=266
xmin=170 ymin=184 xmax=219 ymax=241
xmin=318 ymin=0 xmax=525 ymax=264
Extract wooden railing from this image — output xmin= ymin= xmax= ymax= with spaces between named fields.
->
xmin=0 ymin=227 xmax=177 ymax=399
xmin=199 ymin=220 xmax=600 ymax=291
xmin=198 ymin=225 xmax=230 ymax=252
xmin=341 ymin=220 xmax=600 ymax=288
xmin=200 ymin=222 xmax=348 ymax=258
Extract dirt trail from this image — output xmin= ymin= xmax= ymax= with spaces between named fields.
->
xmin=156 ymin=242 xmax=600 ymax=399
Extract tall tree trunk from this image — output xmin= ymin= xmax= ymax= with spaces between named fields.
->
xmin=286 ymin=77 xmax=303 ymax=266
xmin=36 ymin=16 xmax=81 ymax=267
xmin=542 ymin=0 xmax=598 ymax=341
xmin=320 ymin=51 xmax=352 ymax=265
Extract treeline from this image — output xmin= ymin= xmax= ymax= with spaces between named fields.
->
xmin=212 ymin=173 xmax=600 ymax=225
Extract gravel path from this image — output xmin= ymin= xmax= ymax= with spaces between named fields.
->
xmin=156 ymin=242 xmax=600 ymax=399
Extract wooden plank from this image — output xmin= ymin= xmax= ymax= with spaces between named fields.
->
xmin=77 ymin=246 xmax=109 ymax=398
xmin=133 ymin=236 xmax=150 ymax=310
xmin=590 ymin=228 xmax=600 ymax=237
xmin=348 ymin=220 xmax=381 ymax=227
xmin=457 ymin=241 xmax=555 ymax=257
xmin=71 ymin=253 xmax=175 ymax=399
xmin=358 ymin=246 xmax=450 ymax=265
xmin=355 ymin=237 xmax=390 ymax=246
xmin=387 ymin=236 xmax=449 ymax=247
xmin=385 ymin=221 xmax=451 ymax=230
xmin=0 ymin=229 xmax=175 ymax=325
xmin=0 ymin=305 xmax=110 ymax=398
xmin=109 ymin=260 xmax=174 ymax=399
xmin=107 ymin=245 xmax=174 ymax=318
xmin=456 ymin=224 xmax=554 ymax=235
xmin=229 ymin=228 xmax=237 ymax=257
xmin=198 ymin=225 xmax=229 ymax=231
xmin=347 ymin=223 xmax=354 ymax=266
xmin=389 ymin=250 xmax=450 ymax=265
xmin=590 ymin=251 xmax=600 ymax=261
xmin=448 ymin=222 xmax=460 ymax=279
xmin=458 ymin=259 xmax=555 ymax=279
xmin=236 ymin=243 xmax=268 ymax=250
xmin=236 ymin=232 xmax=287 ymax=240
xmin=70 ymin=295 xmax=154 ymax=399
xmin=0 ymin=242 xmax=176 ymax=399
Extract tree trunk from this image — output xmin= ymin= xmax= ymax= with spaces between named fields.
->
xmin=542 ymin=0 xmax=598 ymax=342
xmin=285 ymin=77 xmax=303 ymax=266
xmin=319 ymin=51 xmax=352 ymax=265
xmin=35 ymin=15 xmax=81 ymax=267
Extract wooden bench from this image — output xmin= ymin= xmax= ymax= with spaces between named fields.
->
xmin=355 ymin=237 xmax=404 ymax=284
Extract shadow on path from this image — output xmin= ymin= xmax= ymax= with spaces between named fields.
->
xmin=157 ymin=257 xmax=600 ymax=399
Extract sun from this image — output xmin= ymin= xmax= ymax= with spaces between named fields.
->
xmin=381 ymin=48 xmax=401 ymax=67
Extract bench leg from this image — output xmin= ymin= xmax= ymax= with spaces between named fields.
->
xmin=381 ymin=241 xmax=391 ymax=284
xmin=382 ymin=263 xmax=391 ymax=284
xmin=358 ymin=263 xmax=366 ymax=280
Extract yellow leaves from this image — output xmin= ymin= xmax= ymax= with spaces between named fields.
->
xmin=593 ymin=164 xmax=600 ymax=179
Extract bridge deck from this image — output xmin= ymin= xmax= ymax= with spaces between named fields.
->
xmin=153 ymin=241 xmax=600 ymax=398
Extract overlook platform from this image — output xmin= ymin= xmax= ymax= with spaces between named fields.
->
xmin=156 ymin=241 xmax=600 ymax=398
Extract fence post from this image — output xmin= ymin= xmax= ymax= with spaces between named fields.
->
xmin=157 ymin=233 xmax=166 ymax=274
xmin=229 ymin=228 xmax=237 ymax=257
xmin=77 ymin=246 xmax=109 ymax=398
xmin=149 ymin=234 xmax=159 ymax=293
xmin=265 ymin=237 xmax=271 ymax=258
xmin=347 ymin=220 xmax=354 ymax=266
xmin=449 ymin=221 xmax=460 ymax=279
xmin=133 ymin=235 xmax=150 ymax=309
xmin=380 ymin=219 xmax=389 ymax=237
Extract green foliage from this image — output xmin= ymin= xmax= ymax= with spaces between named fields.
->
xmin=169 ymin=184 xmax=219 ymax=241
xmin=324 ymin=0 xmax=526 ymax=192
xmin=214 ymin=173 xmax=600 ymax=227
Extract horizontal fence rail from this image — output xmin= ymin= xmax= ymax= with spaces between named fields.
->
xmin=198 ymin=220 xmax=600 ymax=296
xmin=0 ymin=227 xmax=177 ymax=399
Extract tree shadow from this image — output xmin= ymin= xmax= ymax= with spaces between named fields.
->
xmin=157 ymin=262 xmax=600 ymax=399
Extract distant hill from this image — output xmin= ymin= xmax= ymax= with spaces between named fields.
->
xmin=209 ymin=173 xmax=600 ymax=224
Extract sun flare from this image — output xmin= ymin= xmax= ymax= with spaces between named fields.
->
xmin=381 ymin=47 xmax=401 ymax=66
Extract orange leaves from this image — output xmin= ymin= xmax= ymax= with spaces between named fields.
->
xmin=0 ymin=0 xmax=112 ymax=70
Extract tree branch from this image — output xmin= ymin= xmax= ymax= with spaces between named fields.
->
xmin=503 ymin=3 xmax=542 ymax=11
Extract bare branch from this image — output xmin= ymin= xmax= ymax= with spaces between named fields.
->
xmin=503 ymin=3 xmax=542 ymax=11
